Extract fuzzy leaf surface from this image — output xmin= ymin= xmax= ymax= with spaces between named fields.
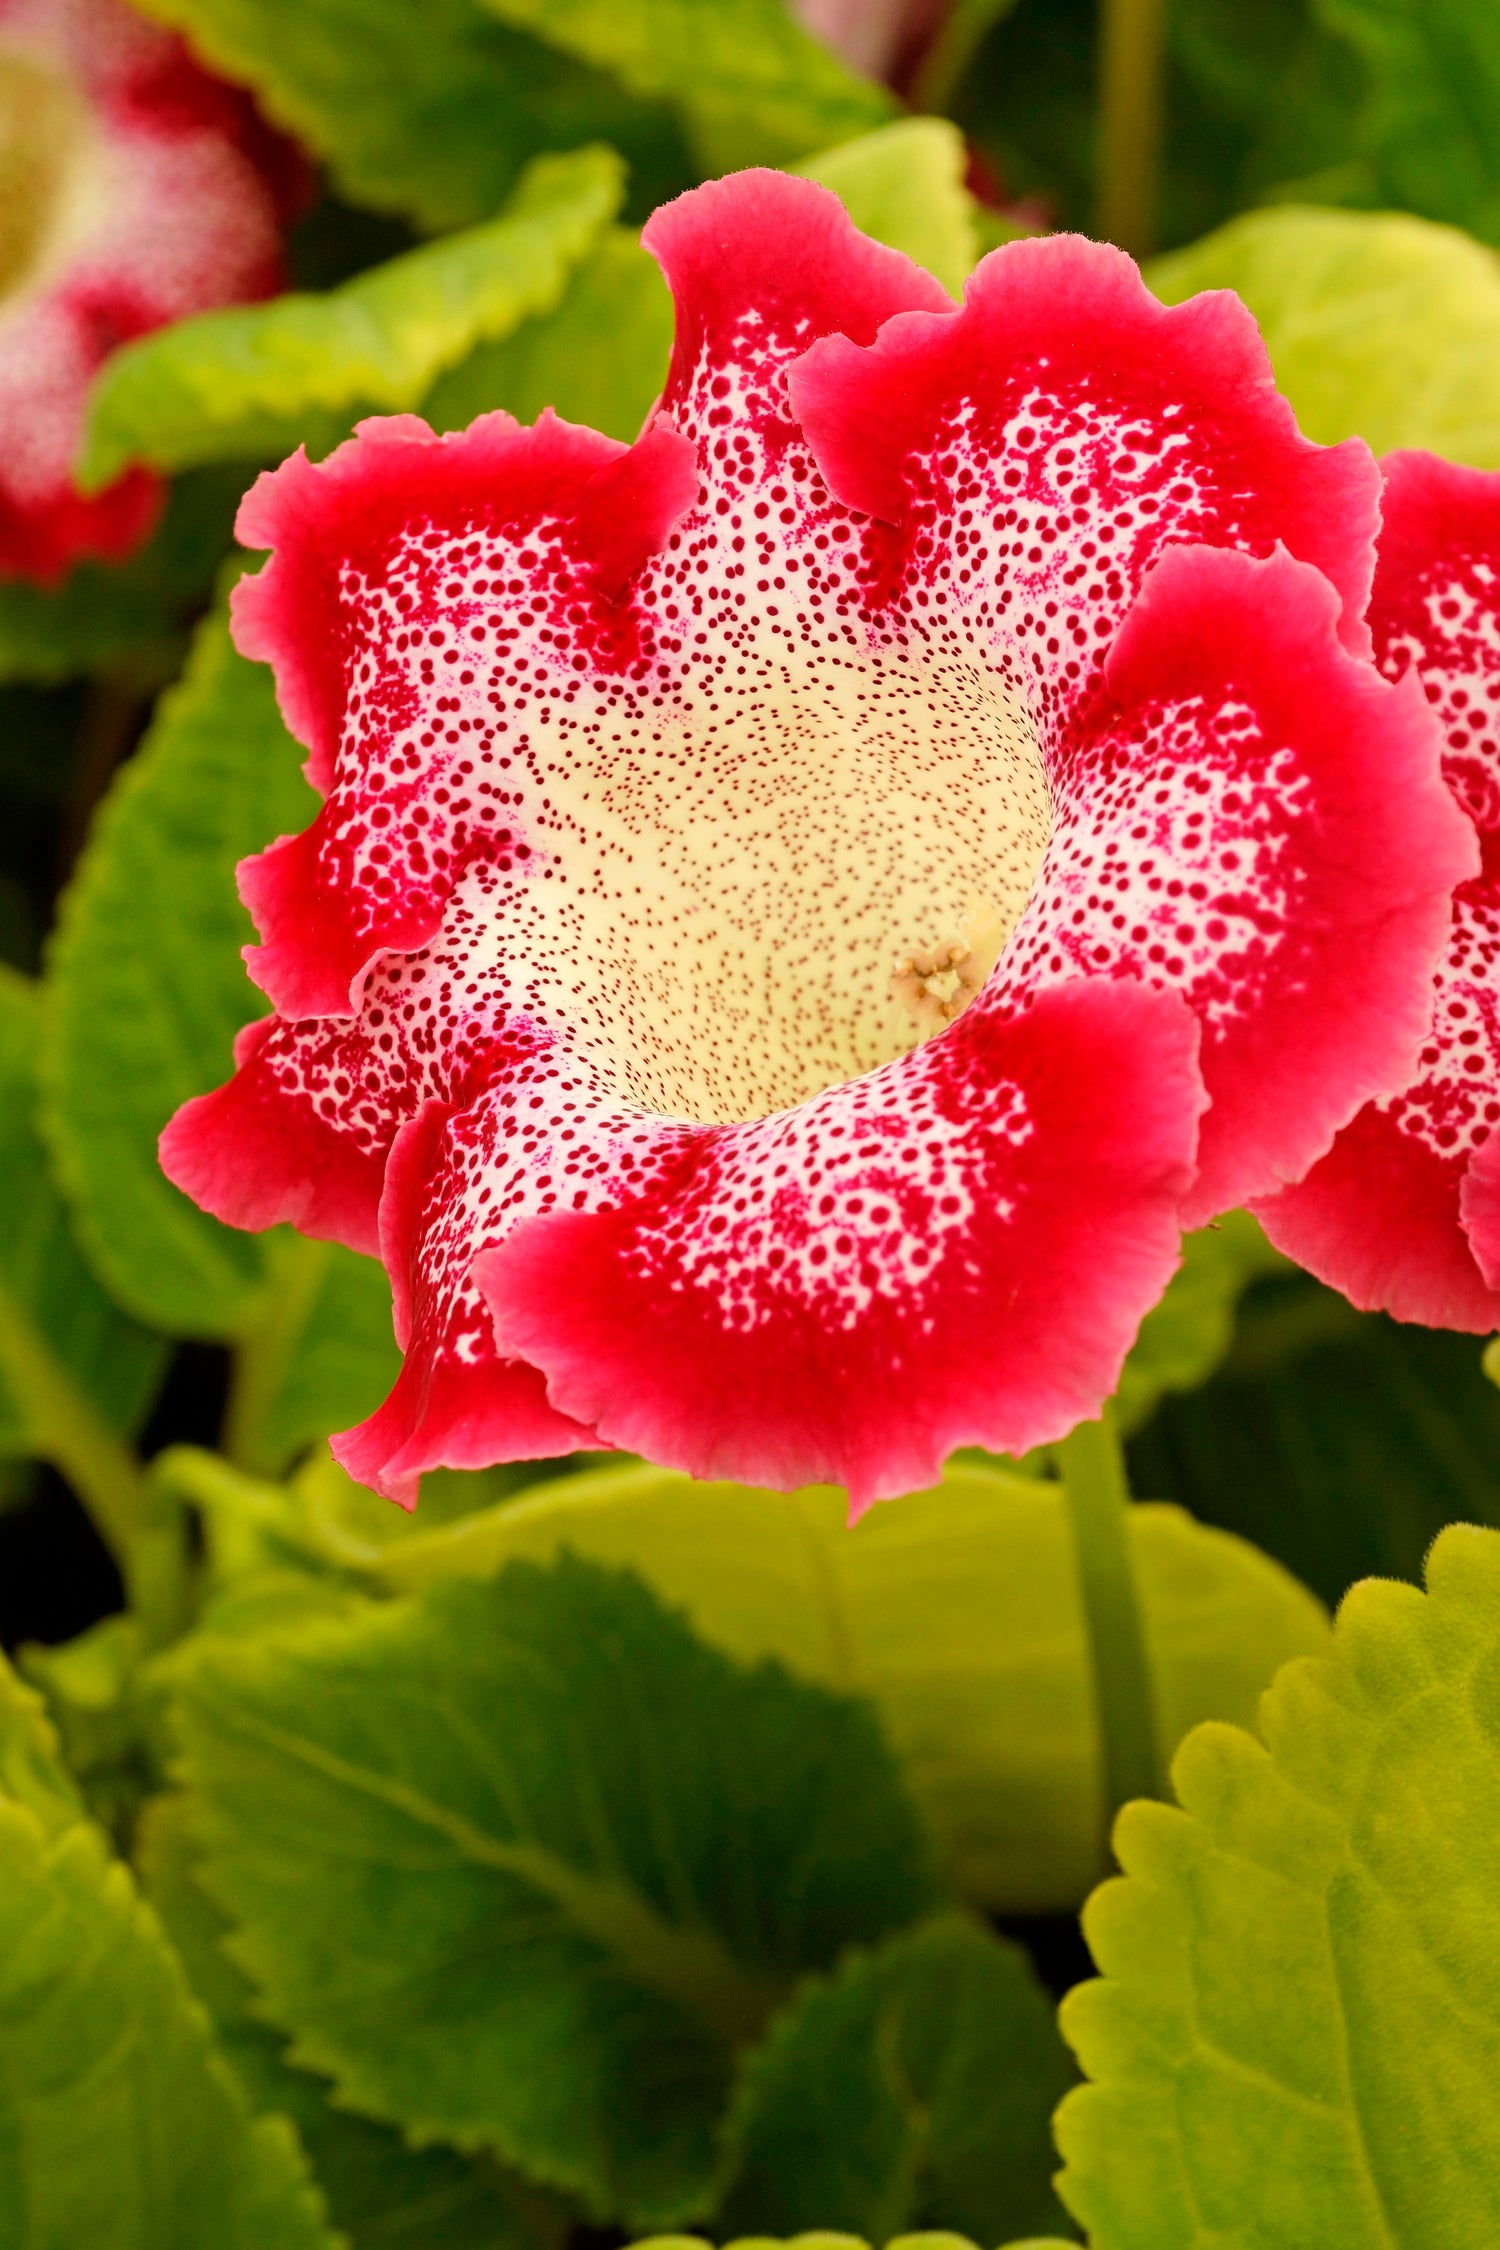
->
xmin=0 ymin=1676 xmax=336 ymax=2250
xmin=719 ymin=1913 xmax=1074 ymax=2242
xmin=84 ymin=149 xmax=623 ymax=487
xmin=131 ymin=0 xmax=684 ymax=230
xmin=0 ymin=971 xmax=165 ymax=1461
xmin=171 ymin=1552 xmax=940 ymax=2225
xmin=376 ymin=1461 xmax=1329 ymax=1912
xmin=1148 ymin=204 xmax=1500 ymax=465
xmin=1059 ymin=1521 xmax=1500 ymax=2244
xmin=138 ymin=1791 xmax=568 ymax=2250
xmin=478 ymin=0 xmax=893 ymax=171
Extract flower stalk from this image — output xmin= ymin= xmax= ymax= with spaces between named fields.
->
xmin=1097 ymin=0 xmax=1165 ymax=256
xmin=1056 ymin=1404 xmax=1166 ymax=1840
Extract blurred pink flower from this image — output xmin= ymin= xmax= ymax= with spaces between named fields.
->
xmin=163 ymin=174 xmax=1470 ymax=1507
xmin=0 ymin=0 xmax=304 ymax=583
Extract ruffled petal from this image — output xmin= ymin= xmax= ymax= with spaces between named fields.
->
xmin=231 ymin=410 xmax=699 ymax=1019
xmin=333 ymin=978 xmax=1202 ymax=1511
xmin=158 ymin=1015 xmax=391 ymax=1256
xmin=329 ymin=1100 xmax=597 ymax=1510
xmin=1257 ymin=449 xmax=1500 ymax=1326
xmin=788 ymin=229 xmax=1381 ymax=672
xmin=0 ymin=0 xmax=297 ymax=583
xmin=996 ymin=542 xmax=1474 ymax=1225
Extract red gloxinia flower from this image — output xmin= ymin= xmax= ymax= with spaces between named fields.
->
xmin=1256 ymin=449 xmax=1500 ymax=1330
xmin=0 ymin=0 xmax=304 ymax=584
xmin=161 ymin=172 xmax=1473 ymax=1510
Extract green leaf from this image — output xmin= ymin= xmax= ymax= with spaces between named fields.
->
xmin=478 ymin=0 xmax=894 ymax=172
xmin=0 ymin=1678 xmax=337 ymax=2250
xmin=1147 ymin=203 xmax=1500 ymax=466
xmin=42 ymin=602 xmax=393 ymax=1432
xmin=84 ymin=147 xmax=624 ymax=488
xmin=0 ymin=468 xmax=244 ymax=687
xmin=1128 ymin=1266 xmax=1500 ymax=1608
xmin=375 ymin=1460 xmax=1330 ymax=1912
xmin=796 ymin=119 xmax=979 ymax=297
xmin=44 ymin=606 xmax=304 ymax=1335
xmin=138 ymin=1792 xmax=571 ymax=2250
xmin=1114 ymin=1212 xmax=1288 ymax=1437
xmin=0 ymin=1646 xmax=84 ymax=1836
xmin=0 ymin=970 xmax=165 ymax=1531
xmin=1056 ymin=1520 xmax=1500 ymax=2248
xmin=17 ymin=1618 xmax=157 ymax=1850
xmin=423 ymin=224 xmax=673 ymax=443
xmin=424 ymin=120 xmax=980 ymax=450
xmin=1314 ymin=0 xmax=1500 ymax=242
xmin=131 ymin=0 xmax=688 ymax=232
xmin=718 ymin=1913 xmax=1074 ymax=2242
xmin=172 ymin=1552 xmax=941 ymax=2225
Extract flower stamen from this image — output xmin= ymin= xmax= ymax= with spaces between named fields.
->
xmin=892 ymin=893 xmax=1009 ymax=1035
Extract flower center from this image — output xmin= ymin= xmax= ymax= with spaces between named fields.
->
xmin=544 ymin=627 xmax=1052 ymax=1125
xmin=0 ymin=47 xmax=90 ymax=311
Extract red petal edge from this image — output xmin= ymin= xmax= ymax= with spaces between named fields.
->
xmin=788 ymin=229 xmax=1381 ymax=658
xmin=458 ymin=980 xmax=1203 ymax=1515
xmin=1258 ymin=449 xmax=1500 ymax=1326
xmin=230 ymin=410 xmax=700 ymax=1019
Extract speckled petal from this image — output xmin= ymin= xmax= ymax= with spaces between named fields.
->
xmin=161 ymin=170 xmax=1467 ymax=1503
xmin=338 ymin=977 xmax=1202 ymax=1510
xmin=1259 ymin=450 xmax=1500 ymax=1326
xmin=0 ymin=0 xmax=299 ymax=582
xmin=995 ymin=541 xmax=1473 ymax=1225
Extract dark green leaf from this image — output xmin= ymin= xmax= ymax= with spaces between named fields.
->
xmin=17 ymin=1617 xmax=158 ymax=1851
xmin=0 ymin=969 xmax=166 ymax=1463
xmin=1315 ymin=0 xmax=1500 ymax=241
xmin=478 ymin=0 xmax=894 ymax=173
xmin=132 ymin=0 xmax=688 ymax=231
xmin=1115 ymin=1213 xmax=1288 ymax=1437
xmin=138 ymin=1791 xmax=572 ymax=2250
xmin=0 ymin=469 xmax=244 ymax=687
xmin=43 ymin=606 xmax=305 ymax=1336
xmin=1128 ymin=1266 xmax=1500 ymax=1607
xmin=172 ymin=1552 xmax=941 ymax=2225
xmin=1057 ymin=1522 xmax=1500 ymax=2247
xmin=376 ymin=1460 xmax=1328 ymax=1914
xmin=0 ymin=1663 xmax=337 ymax=2250
xmin=719 ymin=1913 xmax=1075 ymax=2242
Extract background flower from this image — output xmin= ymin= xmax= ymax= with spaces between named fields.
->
xmin=0 ymin=0 xmax=303 ymax=583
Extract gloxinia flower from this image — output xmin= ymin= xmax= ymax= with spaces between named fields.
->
xmin=1257 ymin=450 xmax=1500 ymax=1330
xmin=0 ymin=0 xmax=303 ymax=583
xmin=162 ymin=172 xmax=1472 ymax=1509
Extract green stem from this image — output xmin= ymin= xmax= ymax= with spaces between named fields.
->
xmin=1056 ymin=1407 xmax=1165 ymax=1844
xmin=222 ymin=1231 xmax=332 ymax=1475
xmin=1096 ymin=0 xmax=1165 ymax=256
xmin=0 ymin=1278 xmax=146 ymax=1567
